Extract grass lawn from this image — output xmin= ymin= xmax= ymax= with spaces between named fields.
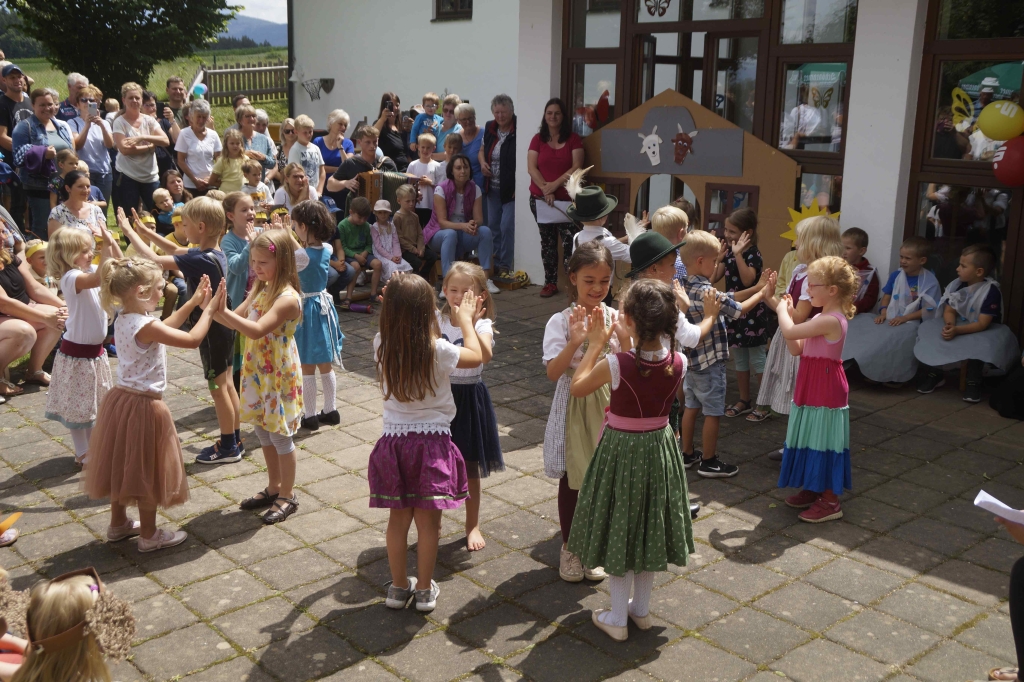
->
xmin=16 ymin=48 xmax=289 ymax=135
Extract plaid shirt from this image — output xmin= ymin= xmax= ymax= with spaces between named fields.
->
xmin=682 ymin=275 xmax=743 ymax=371
xmin=674 ymin=255 xmax=687 ymax=283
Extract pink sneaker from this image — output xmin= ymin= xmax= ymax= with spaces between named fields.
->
xmin=799 ymin=498 xmax=843 ymax=523
xmin=785 ymin=490 xmax=820 ymax=509
xmin=137 ymin=529 xmax=188 ymax=553
xmin=107 ymin=519 xmax=141 ymax=542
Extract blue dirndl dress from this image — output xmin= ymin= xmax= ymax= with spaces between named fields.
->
xmin=296 ymin=245 xmax=343 ymax=365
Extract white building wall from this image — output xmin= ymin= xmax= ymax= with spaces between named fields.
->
xmin=291 ymin=0 xmax=520 ymax=131
xmin=841 ymin=0 xmax=929 ymax=274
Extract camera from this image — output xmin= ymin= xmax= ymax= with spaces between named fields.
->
xmin=385 ymin=101 xmax=394 ymax=112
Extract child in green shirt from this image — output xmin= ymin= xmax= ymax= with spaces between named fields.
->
xmin=333 ymin=196 xmax=382 ymax=299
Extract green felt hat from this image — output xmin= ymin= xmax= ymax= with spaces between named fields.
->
xmin=626 ymin=231 xmax=685 ymax=278
xmin=566 ymin=186 xmax=618 ymax=223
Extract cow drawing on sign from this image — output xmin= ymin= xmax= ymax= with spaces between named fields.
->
xmin=638 ymin=125 xmax=662 ymax=166
xmin=672 ymin=124 xmax=698 ymax=164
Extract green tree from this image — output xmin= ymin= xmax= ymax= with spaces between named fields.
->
xmin=7 ymin=0 xmax=238 ymax=98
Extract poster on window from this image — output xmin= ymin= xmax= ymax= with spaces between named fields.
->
xmin=779 ymin=63 xmax=847 ymax=152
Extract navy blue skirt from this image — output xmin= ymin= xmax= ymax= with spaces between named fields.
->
xmin=451 ymin=380 xmax=504 ymax=478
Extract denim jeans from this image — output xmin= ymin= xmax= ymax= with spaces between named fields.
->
xmin=171 ymin=277 xmax=187 ymax=310
xmin=326 ymin=260 xmax=356 ymax=299
xmin=485 ymin=186 xmax=515 ymax=273
xmin=428 ymin=225 xmax=493 ymax=276
xmin=27 ymin=192 xmax=50 ymax=240
xmin=92 ymin=170 xmax=113 ymax=219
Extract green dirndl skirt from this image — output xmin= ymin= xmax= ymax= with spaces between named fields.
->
xmin=567 ymin=425 xmax=694 ymax=576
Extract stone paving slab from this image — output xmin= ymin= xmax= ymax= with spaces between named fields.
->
xmin=1 ymin=286 xmax=1022 ymax=681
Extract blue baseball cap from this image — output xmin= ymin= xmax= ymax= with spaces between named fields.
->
xmin=321 ymin=196 xmax=342 ymax=213
xmin=1 ymin=64 xmax=23 ymax=78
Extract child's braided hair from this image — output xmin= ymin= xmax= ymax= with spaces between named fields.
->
xmin=622 ymin=279 xmax=678 ymax=376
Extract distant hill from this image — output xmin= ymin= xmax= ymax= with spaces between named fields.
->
xmin=220 ymin=16 xmax=287 ymax=47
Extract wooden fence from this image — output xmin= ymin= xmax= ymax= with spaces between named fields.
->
xmin=202 ymin=61 xmax=288 ymax=105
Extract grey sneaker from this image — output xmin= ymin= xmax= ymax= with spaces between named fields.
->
xmin=559 ymin=544 xmax=585 ymax=582
xmin=415 ymin=579 xmax=440 ymax=612
xmin=385 ymin=579 xmax=415 ymax=609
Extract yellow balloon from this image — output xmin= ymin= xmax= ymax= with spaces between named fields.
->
xmin=977 ymin=100 xmax=1024 ymax=141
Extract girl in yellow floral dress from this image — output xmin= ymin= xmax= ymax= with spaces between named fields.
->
xmin=211 ymin=229 xmax=304 ymax=524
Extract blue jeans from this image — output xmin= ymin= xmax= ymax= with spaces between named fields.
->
xmin=27 ymin=192 xmax=50 ymax=240
xmin=326 ymin=260 xmax=356 ymax=299
xmin=683 ymin=361 xmax=727 ymax=417
xmin=92 ymin=170 xmax=113 ymax=219
xmin=171 ymin=277 xmax=187 ymax=310
xmin=112 ymin=174 xmax=158 ymax=214
xmin=428 ymin=226 xmax=493 ymax=276
xmin=485 ymin=186 xmax=515 ymax=273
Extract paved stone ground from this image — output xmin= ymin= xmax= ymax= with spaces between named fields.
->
xmin=2 ymin=286 xmax=1023 ymax=682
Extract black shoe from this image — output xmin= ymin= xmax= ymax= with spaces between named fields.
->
xmin=689 ymin=502 xmax=701 ymax=519
xmin=263 ymin=495 xmax=299 ymax=524
xmin=318 ymin=409 xmax=341 ymax=425
xmin=964 ymin=381 xmax=982 ymax=403
xmin=301 ymin=414 xmax=320 ymax=431
xmin=697 ymin=457 xmax=739 ymax=478
xmin=683 ymin=449 xmax=703 ymax=469
xmin=917 ymin=373 xmax=945 ymax=394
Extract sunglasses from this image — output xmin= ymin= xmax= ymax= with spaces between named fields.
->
xmin=282 ymin=129 xmax=295 ymax=134
xmin=79 ymin=98 xmax=97 ymax=103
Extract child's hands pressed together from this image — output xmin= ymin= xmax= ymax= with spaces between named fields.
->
xmin=673 ymin=280 xmax=691 ymax=311
xmin=703 ymin=288 xmax=721 ymax=319
xmin=777 ymin=293 xmax=794 ymax=318
xmin=942 ymin=322 xmax=958 ymax=340
xmin=451 ymin=289 xmax=479 ymax=325
xmin=756 ymin=268 xmax=775 ymax=292
xmin=191 ymin=275 xmax=212 ymax=309
xmin=588 ymin=305 xmax=613 ymax=346
xmin=568 ymin=305 xmax=589 ymax=347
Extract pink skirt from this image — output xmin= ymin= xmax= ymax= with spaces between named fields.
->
xmin=368 ymin=432 xmax=468 ymax=510
xmin=83 ymin=386 xmax=189 ymax=509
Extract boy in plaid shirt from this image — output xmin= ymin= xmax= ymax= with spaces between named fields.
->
xmin=680 ymin=230 xmax=774 ymax=478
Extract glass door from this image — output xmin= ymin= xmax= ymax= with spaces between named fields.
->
xmin=707 ymin=34 xmax=760 ymax=134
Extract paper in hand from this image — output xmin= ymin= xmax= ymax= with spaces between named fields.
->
xmin=974 ymin=490 xmax=1024 ymax=526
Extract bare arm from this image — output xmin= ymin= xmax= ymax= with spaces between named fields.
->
xmin=18 ymin=259 xmax=64 ymax=307
xmin=117 ymin=208 xmax=178 ymax=270
xmin=161 ymin=275 xmax=209 ymax=330
xmin=874 ymin=293 xmax=893 ymax=323
xmin=214 ymin=282 xmax=300 ymax=339
xmin=316 ymin=165 xmax=326 ymax=195
xmin=137 ymin=279 xmax=219 ymax=349
xmin=0 ymin=125 xmax=11 ymax=152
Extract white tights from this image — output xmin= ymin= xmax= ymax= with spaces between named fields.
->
xmin=70 ymin=427 xmax=92 ymax=462
xmin=597 ymin=570 xmax=656 ymax=627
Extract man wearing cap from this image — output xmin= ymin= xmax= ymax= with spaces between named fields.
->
xmin=0 ymin=63 xmax=32 ymax=230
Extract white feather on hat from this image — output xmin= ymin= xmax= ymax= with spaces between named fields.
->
xmin=565 ymin=166 xmax=592 ymax=202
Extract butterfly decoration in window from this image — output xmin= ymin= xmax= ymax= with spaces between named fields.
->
xmin=645 ymin=0 xmax=671 ymax=17
xmin=810 ymin=86 xmax=834 ymax=109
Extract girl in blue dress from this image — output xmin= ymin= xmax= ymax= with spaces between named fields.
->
xmin=290 ymin=200 xmax=344 ymax=430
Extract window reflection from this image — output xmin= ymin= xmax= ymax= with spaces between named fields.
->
xmin=800 ymin=173 xmax=842 ymax=213
xmin=572 ymin=64 xmax=617 ymax=137
xmin=937 ymin=0 xmax=1024 ymax=40
xmin=714 ymin=37 xmax=758 ymax=133
xmin=780 ymin=0 xmax=857 ymax=44
xmin=779 ymin=63 xmax=847 ymax=151
xmin=571 ymin=0 xmax=621 ymax=49
xmin=690 ymin=0 xmax=763 ymax=21
xmin=916 ymin=183 xmax=1009 ymax=282
xmin=932 ymin=61 xmax=1022 ymax=162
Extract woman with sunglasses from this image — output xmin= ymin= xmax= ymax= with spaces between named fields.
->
xmin=266 ymin=117 xmax=296 ymax=189
xmin=456 ymin=103 xmax=485 ymax=190
xmin=432 ymin=94 xmax=463 ymax=161
xmin=68 ymin=84 xmax=114 ymax=217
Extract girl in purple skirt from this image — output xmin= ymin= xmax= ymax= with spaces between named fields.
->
xmin=370 ymin=273 xmax=483 ymax=613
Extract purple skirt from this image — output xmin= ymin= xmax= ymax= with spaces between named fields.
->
xmin=368 ymin=431 xmax=469 ymax=509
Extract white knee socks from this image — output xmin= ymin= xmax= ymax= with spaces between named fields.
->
xmin=70 ymin=427 xmax=91 ymax=461
xmin=302 ymin=375 xmax=318 ymax=418
xmin=320 ymin=370 xmax=337 ymax=414
xmin=598 ymin=571 xmax=633 ymax=627
xmin=629 ymin=571 xmax=654 ymax=618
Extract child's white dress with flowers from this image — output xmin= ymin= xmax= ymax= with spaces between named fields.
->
xmin=371 ymin=221 xmax=413 ymax=282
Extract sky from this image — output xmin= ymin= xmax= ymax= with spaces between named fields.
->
xmin=238 ymin=0 xmax=287 ymax=24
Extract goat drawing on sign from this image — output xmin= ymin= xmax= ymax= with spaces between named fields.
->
xmin=639 ymin=126 xmax=663 ymax=166
xmin=672 ymin=124 xmax=698 ymax=164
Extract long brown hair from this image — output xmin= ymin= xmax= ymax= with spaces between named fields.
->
xmin=376 ymin=273 xmax=441 ymax=402
xmin=622 ymin=279 xmax=679 ymax=376
xmin=249 ymin=230 xmax=300 ymax=312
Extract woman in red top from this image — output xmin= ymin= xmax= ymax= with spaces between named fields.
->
xmin=527 ymin=98 xmax=584 ymax=298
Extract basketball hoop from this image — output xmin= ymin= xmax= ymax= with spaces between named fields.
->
xmin=302 ymin=78 xmax=323 ymax=101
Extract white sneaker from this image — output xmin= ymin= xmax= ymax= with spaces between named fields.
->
xmin=356 ymin=271 xmax=367 ymax=286
xmin=137 ymin=529 xmax=187 ymax=553
xmin=559 ymin=544 xmax=584 ymax=582
xmin=486 ymin=279 xmax=500 ymax=294
xmin=584 ymin=565 xmax=607 ymax=581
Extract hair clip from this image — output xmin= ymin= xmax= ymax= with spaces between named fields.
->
xmin=125 ymin=260 xmax=133 ymax=268
xmin=267 ymin=243 xmax=276 ymax=253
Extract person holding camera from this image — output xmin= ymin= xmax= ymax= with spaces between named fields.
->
xmin=373 ymin=92 xmax=410 ymax=171
xmin=68 ymin=84 xmax=114 ymax=216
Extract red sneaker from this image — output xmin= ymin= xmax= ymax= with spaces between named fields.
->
xmin=540 ymin=283 xmax=558 ymax=298
xmin=785 ymin=490 xmax=819 ymax=509
xmin=798 ymin=498 xmax=843 ymax=523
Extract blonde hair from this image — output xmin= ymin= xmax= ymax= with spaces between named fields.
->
xmin=242 ymin=158 xmax=262 ymax=175
xmin=796 ymin=215 xmax=843 ymax=264
xmin=395 ymin=183 xmax=417 ymax=203
xmin=12 ymin=575 xmax=111 ymax=682
xmin=120 ymin=82 xmax=142 ymax=99
xmin=181 ymin=196 xmax=226 ymax=238
xmin=807 ymin=256 xmax=858 ymax=320
xmin=440 ymin=262 xmax=496 ymax=321
xmin=205 ymin=189 xmax=226 ymax=201
xmin=442 ymin=93 xmax=462 ymax=110
xmin=249 ymin=230 xmax=300 ymax=309
xmin=417 ymin=132 xmax=436 ymax=148
xmin=45 ymin=228 xmax=93 ymax=279
xmin=99 ymin=257 xmax=163 ymax=316
xmin=376 ymin=273 xmax=441 ymax=403
xmin=293 ymin=114 xmax=314 ymax=130
xmin=222 ymin=128 xmax=244 ymax=156
xmin=422 ymin=92 xmax=440 ymax=106
xmin=679 ymin=229 xmax=720 ymax=264
xmin=282 ymin=163 xmax=310 ymax=205
xmin=76 ymin=161 xmax=89 ymax=173
xmin=152 ymin=188 xmax=171 ymax=205
xmin=650 ymin=205 xmax=689 ymax=240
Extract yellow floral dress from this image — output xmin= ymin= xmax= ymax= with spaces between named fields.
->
xmin=240 ymin=287 xmax=303 ymax=437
